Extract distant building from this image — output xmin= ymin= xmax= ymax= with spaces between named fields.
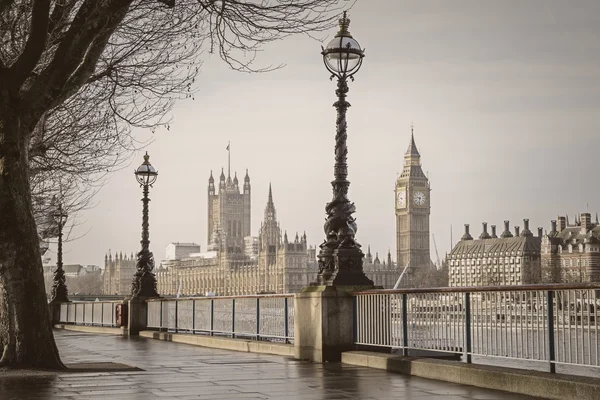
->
xmin=103 ymin=252 xmax=136 ymax=295
xmin=395 ymin=128 xmax=431 ymax=279
xmin=63 ymin=264 xmax=84 ymax=278
xmin=156 ymin=179 xmax=317 ymax=296
xmin=363 ymin=247 xmax=398 ymax=288
xmin=448 ymin=220 xmax=542 ymax=287
xmin=165 ymin=242 xmax=201 ymax=260
xmin=81 ymin=265 xmax=101 ymax=274
xmin=541 ymin=213 xmax=600 ymax=283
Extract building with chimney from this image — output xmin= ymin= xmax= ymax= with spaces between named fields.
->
xmin=541 ymin=213 xmax=600 ymax=283
xmin=448 ymin=219 xmax=542 ymax=287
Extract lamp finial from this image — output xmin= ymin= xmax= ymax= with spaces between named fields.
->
xmin=336 ymin=11 xmax=351 ymax=38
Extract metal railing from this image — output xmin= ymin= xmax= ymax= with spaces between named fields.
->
xmin=353 ymin=283 xmax=600 ymax=373
xmin=146 ymin=294 xmax=295 ymax=343
xmin=58 ymin=301 xmax=121 ymax=327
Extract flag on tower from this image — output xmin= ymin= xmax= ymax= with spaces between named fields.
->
xmin=226 ymin=142 xmax=230 ymax=151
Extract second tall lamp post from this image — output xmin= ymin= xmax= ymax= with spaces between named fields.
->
xmin=314 ymin=12 xmax=374 ymax=287
xmin=50 ymin=202 xmax=69 ymax=303
xmin=131 ymin=152 xmax=159 ymax=298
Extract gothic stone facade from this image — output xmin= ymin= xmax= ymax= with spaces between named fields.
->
xmin=449 ymin=220 xmax=542 ymax=287
xmin=103 ymin=251 xmax=136 ymax=295
xmin=363 ymin=247 xmax=398 ymax=288
xmin=154 ymin=171 xmax=318 ymax=296
xmin=541 ymin=213 xmax=600 ymax=283
xmin=395 ymin=129 xmax=431 ymax=280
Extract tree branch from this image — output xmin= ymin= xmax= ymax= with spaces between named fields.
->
xmin=53 ymin=28 xmax=114 ymax=108
xmin=0 ymin=0 xmax=16 ymax=16
xmin=9 ymin=0 xmax=50 ymax=88
xmin=26 ymin=0 xmax=132 ymax=112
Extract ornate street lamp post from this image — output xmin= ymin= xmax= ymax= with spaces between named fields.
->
xmin=314 ymin=12 xmax=373 ymax=287
xmin=50 ymin=202 xmax=69 ymax=303
xmin=131 ymin=152 xmax=159 ymax=298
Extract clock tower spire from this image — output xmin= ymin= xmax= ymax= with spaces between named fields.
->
xmin=395 ymin=125 xmax=431 ymax=281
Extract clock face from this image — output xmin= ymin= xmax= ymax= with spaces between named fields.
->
xmin=413 ymin=191 xmax=426 ymax=205
xmin=396 ymin=190 xmax=406 ymax=208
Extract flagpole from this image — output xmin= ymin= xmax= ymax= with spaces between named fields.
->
xmin=227 ymin=141 xmax=231 ymax=178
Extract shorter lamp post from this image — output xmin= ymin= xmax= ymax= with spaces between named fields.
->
xmin=50 ymin=202 xmax=69 ymax=303
xmin=314 ymin=12 xmax=373 ymax=287
xmin=131 ymin=152 xmax=159 ymax=299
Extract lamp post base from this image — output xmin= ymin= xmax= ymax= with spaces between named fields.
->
xmin=312 ymin=247 xmax=374 ymax=287
xmin=131 ymin=250 xmax=159 ymax=299
xmin=49 ymin=288 xmax=70 ymax=304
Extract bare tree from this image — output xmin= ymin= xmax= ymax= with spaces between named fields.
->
xmin=0 ymin=0 xmax=345 ymax=369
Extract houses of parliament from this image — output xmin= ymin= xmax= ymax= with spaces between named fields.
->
xmin=104 ymin=133 xmax=430 ymax=295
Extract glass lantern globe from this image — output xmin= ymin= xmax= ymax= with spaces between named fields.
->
xmin=135 ymin=152 xmax=158 ymax=186
xmin=322 ymin=12 xmax=364 ymax=77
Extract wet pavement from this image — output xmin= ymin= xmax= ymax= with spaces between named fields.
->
xmin=0 ymin=330 xmax=538 ymax=399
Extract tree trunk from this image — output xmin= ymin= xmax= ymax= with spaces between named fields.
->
xmin=0 ymin=93 xmax=64 ymax=369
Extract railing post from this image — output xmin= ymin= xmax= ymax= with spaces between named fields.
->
xmin=175 ymin=300 xmax=179 ymax=333
xmin=232 ymin=299 xmax=236 ymax=338
xmin=159 ymin=301 xmax=163 ymax=331
xmin=192 ymin=300 xmax=196 ymax=334
xmin=66 ymin=303 xmax=69 ymax=324
xmin=91 ymin=303 xmax=94 ymax=326
xmin=547 ymin=290 xmax=556 ymax=373
xmin=82 ymin=303 xmax=85 ymax=325
xmin=284 ymin=297 xmax=289 ymax=344
xmin=465 ymin=292 xmax=472 ymax=364
xmin=256 ymin=298 xmax=260 ymax=340
xmin=101 ymin=303 xmax=104 ymax=326
xmin=210 ymin=299 xmax=214 ymax=336
xmin=352 ymin=296 xmax=357 ymax=348
xmin=402 ymin=293 xmax=408 ymax=356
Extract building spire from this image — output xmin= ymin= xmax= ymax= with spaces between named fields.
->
xmin=268 ymin=182 xmax=273 ymax=205
xmin=405 ymin=123 xmax=420 ymax=157
xmin=226 ymin=141 xmax=231 ymax=178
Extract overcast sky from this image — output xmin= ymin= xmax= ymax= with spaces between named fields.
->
xmin=48 ymin=0 xmax=600 ymax=268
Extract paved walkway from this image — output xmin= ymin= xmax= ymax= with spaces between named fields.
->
xmin=0 ymin=331 xmax=538 ymax=400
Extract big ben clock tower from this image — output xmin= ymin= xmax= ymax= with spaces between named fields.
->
xmin=395 ymin=127 xmax=431 ymax=273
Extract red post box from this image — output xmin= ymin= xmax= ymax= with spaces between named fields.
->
xmin=115 ymin=303 xmax=128 ymax=327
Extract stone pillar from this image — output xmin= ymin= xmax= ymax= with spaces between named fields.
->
xmin=127 ymin=297 xmax=147 ymax=336
xmin=48 ymin=301 xmax=64 ymax=326
xmin=294 ymin=286 xmax=356 ymax=362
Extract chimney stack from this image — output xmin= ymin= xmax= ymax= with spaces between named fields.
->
xmin=501 ymin=220 xmax=513 ymax=238
xmin=515 ymin=226 xmax=520 ymax=236
xmin=538 ymin=227 xmax=543 ymax=237
xmin=550 ymin=220 xmax=558 ymax=235
xmin=558 ymin=216 xmax=566 ymax=232
xmin=581 ymin=213 xmax=592 ymax=231
xmin=521 ymin=218 xmax=533 ymax=237
xmin=462 ymin=224 xmax=473 ymax=240
xmin=491 ymin=225 xmax=498 ymax=238
xmin=479 ymin=222 xmax=491 ymax=239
